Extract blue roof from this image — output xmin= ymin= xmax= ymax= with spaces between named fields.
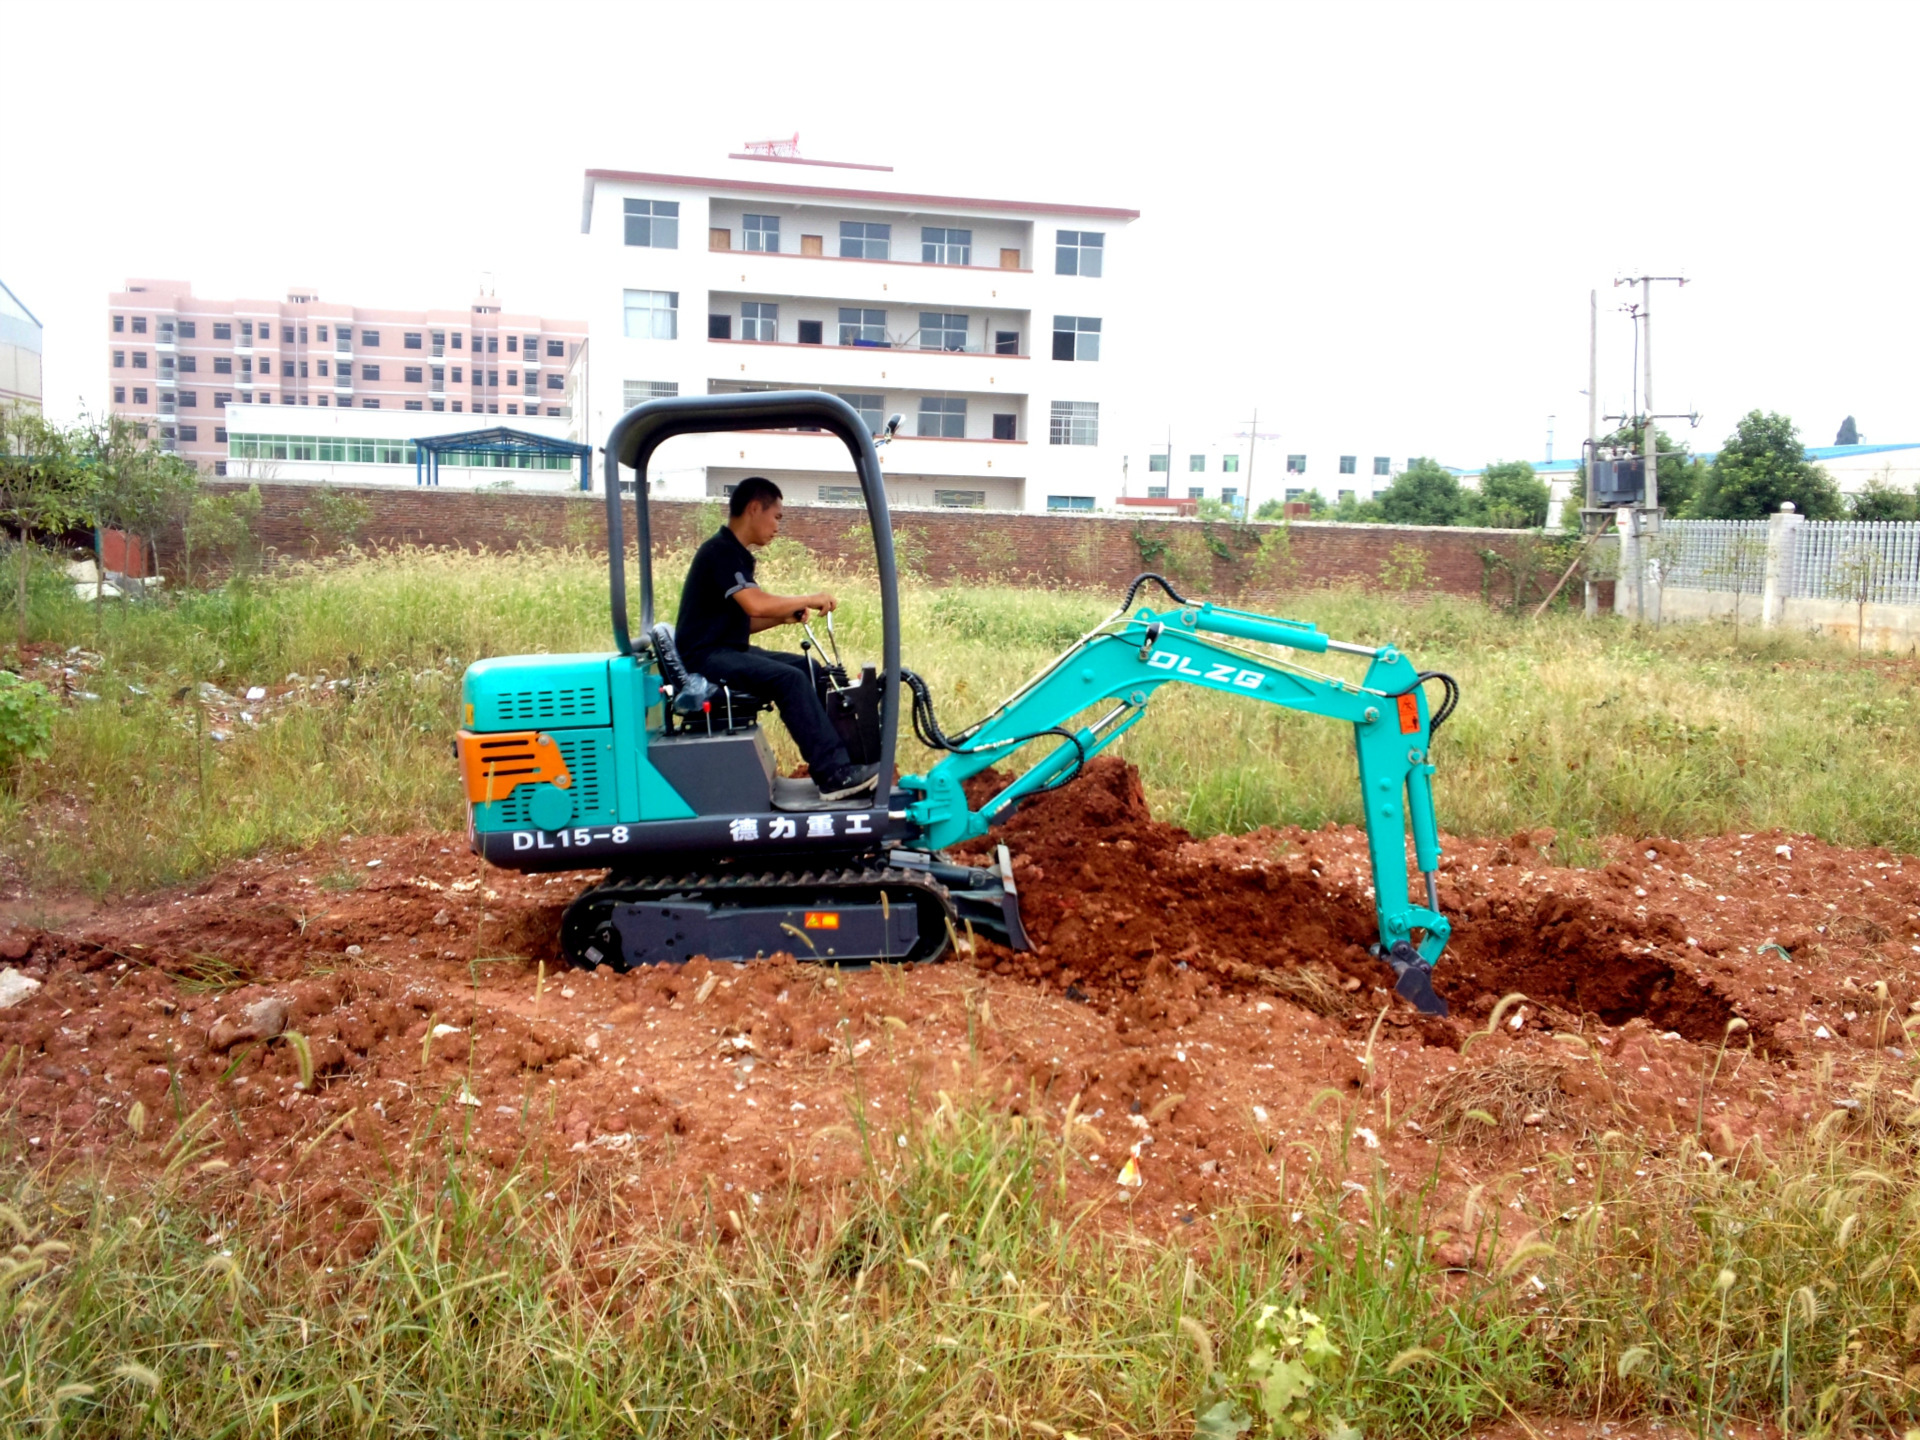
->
xmin=1802 ymin=442 xmax=1920 ymax=460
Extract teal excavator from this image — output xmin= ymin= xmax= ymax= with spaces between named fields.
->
xmin=454 ymin=393 xmax=1458 ymax=1014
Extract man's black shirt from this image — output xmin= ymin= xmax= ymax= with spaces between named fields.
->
xmin=675 ymin=526 xmax=758 ymax=670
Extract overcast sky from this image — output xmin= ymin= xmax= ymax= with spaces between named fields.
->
xmin=7 ymin=0 xmax=1916 ymax=468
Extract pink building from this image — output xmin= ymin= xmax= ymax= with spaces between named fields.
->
xmin=106 ymin=279 xmax=587 ymax=474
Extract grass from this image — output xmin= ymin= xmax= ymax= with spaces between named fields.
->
xmin=4 ymin=1069 xmax=1919 ymax=1436
xmin=5 ymin=538 xmax=1918 ymax=898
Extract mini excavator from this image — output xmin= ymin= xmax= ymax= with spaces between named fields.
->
xmin=454 ymin=393 xmax=1459 ymax=1015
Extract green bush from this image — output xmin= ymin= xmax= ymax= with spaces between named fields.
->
xmin=0 ymin=671 xmax=56 ymax=775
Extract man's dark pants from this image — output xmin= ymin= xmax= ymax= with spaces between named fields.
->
xmin=694 ymin=648 xmax=849 ymax=775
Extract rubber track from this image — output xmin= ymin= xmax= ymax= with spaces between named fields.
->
xmin=558 ymin=865 xmax=960 ymax=972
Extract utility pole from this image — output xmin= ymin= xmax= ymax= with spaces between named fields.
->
xmin=1244 ymin=408 xmax=1258 ymax=519
xmin=1584 ymin=288 xmax=1598 ymax=618
xmin=1612 ymin=274 xmax=1690 ymax=624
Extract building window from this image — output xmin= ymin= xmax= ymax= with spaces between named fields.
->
xmin=507 ymin=371 xmax=518 ymax=387
xmin=361 ymin=330 xmax=379 ymax=347
xmin=624 ymin=289 xmax=679 ymax=340
xmin=1147 ymin=486 xmax=1167 ymax=498
xmin=487 ymin=371 xmax=498 ymax=386
xmin=919 ymin=312 xmax=968 ymax=352
xmin=740 ymin=301 xmax=778 ymax=342
xmin=917 ymin=395 xmax=966 ymax=439
xmin=432 ymin=400 xmax=445 ymax=412
xmin=214 ymin=462 xmax=227 ymax=476
xmin=838 ymin=393 xmax=885 ymax=434
xmin=546 ymin=407 xmax=561 ymax=417
xmin=405 ymin=332 xmax=422 ymax=349
xmin=622 ymin=380 xmax=679 ymax=407
xmin=743 ymin=213 xmax=780 ymax=252
xmin=113 ymin=386 xmax=125 ymax=403
xmin=546 ymin=374 xmax=563 ymax=389
xmin=838 ymin=307 xmax=887 ymax=346
xmin=179 ymin=425 xmax=198 ymax=442
xmin=995 ymin=330 xmax=1020 ymax=355
xmin=546 ymin=339 xmax=565 ymax=358
xmin=934 ymin=489 xmax=986 ymax=508
xmin=797 ymin=319 xmax=823 ymax=345
xmin=1052 ymin=316 xmax=1101 ymax=361
xmin=113 ymin=351 xmax=125 ymax=368
xmin=132 ymin=316 xmax=147 ymax=333
xmin=506 ymin=336 xmax=518 ymax=353
xmin=452 ymin=402 xmax=463 ymax=412
xmin=1373 ymin=456 xmax=1390 ymax=476
xmin=178 ymin=322 xmax=196 ymax=339
xmin=1055 ymin=230 xmax=1104 ymax=277
xmin=487 ymin=336 xmax=498 ymax=353
xmin=113 ymin=315 xmax=124 ymax=333
xmin=1189 ymin=454 xmax=1205 ymax=472
xmin=839 ymin=221 xmax=890 ymax=260
xmin=1049 ymin=401 xmax=1099 ymax=447
xmin=404 ymin=366 xmax=423 ymax=383
xmin=708 ymin=313 xmax=732 ymax=340
xmin=1286 ymin=454 xmax=1306 ymax=474
xmin=213 ymin=322 xmax=231 ymax=341
xmin=132 ymin=388 xmax=147 ymax=404
xmin=1188 ymin=486 xmax=1205 ymax=500
xmin=1221 ymin=487 xmax=1238 ymax=506
xmin=213 ymin=356 xmax=232 ymax=374
xmin=215 ymin=426 xmax=227 ymax=442
xmin=1339 ymin=489 xmax=1356 ymax=504
xmin=281 ymin=360 xmax=294 ymax=377
xmin=451 ymin=366 xmax=462 ymax=383
xmin=1285 ymin=488 xmax=1304 ymax=502
xmin=179 ymin=391 xmax=196 ymax=407
xmin=405 ymin=400 xmax=424 ymax=411
xmin=1339 ymin=455 xmax=1356 ymax=475
xmin=133 ymin=352 xmax=147 ymax=369
xmin=450 ymin=334 xmax=462 ymax=350
xmin=922 ymin=226 xmax=971 ymax=265
xmin=362 ymin=398 xmax=379 ymax=409
xmin=1148 ymin=453 xmax=1168 ymax=473
xmin=817 ymin=485 xmax=862 ymax=506
xmin=992 ymin=413 xmax=1017 ymax=441
xmin=359 ymin=364 xmax=380 ymax=381
xmin=623 ymin=197 xmax=680 ymax=248
xmin=1222 ymin=455 xmax=1240 ymax=472
xmin=1047 ymin=495 xmax=1095 ymax=512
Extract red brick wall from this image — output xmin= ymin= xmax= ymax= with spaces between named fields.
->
xmin=200 ymin=482 xmax=1571 ymax=603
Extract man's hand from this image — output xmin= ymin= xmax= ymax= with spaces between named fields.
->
xmin=807 ymin=591 xmax=837 ymax=615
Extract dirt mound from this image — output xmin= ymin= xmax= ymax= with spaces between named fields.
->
xmin=0 ymin=762 xmax=1914 ymax=1241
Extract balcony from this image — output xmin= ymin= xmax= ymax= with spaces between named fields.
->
xmin=709 ymin=249 xmax=1035 ymax=310
xmin=705 ymin=338 xmax=1030 ymax=394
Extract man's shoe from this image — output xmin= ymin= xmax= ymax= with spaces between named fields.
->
xmin=815 ymin=763 xmax=880 ymax=800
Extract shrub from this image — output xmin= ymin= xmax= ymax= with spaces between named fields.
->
xmin=0 ymin=671 xmax=57 ymax=775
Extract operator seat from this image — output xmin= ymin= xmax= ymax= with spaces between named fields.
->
xmin=647 ymin=623 xmax=771 ymax=733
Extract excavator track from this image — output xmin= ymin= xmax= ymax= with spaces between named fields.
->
xmin=559 ymin=865 xmax=960 ymax=972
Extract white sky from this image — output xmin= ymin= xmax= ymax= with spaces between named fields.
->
xmin=7 ymin=0 xmax=1917 ymax=469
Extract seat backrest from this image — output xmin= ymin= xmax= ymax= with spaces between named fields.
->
xmin=648 ymin=623 xmax=716 ymax=717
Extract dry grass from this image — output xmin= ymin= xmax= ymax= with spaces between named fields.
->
xmin=1422 ymin=1052 xmax=1572 ymax=1146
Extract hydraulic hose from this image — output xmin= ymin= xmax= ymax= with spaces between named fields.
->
xmin=1391 ymin=671 xmax=1460 ymax=738
xmin=1117 ymin=571 xmax=1193 ymax=612
xmin=901 ymin=667 xmax=1088 ymax=792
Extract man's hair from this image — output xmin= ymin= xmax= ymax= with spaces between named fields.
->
xmin=729 ymin=476 xmax=783 ymax=517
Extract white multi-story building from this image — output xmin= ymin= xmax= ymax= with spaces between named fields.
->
xmin=0 ymin=278 xmax=42 ymax=413
xmin=220 ymin=403 xmax=584 ymax=491
xmin=1125 ymin=431 xmax=1440 ymax=513
xmin=573 ymin=150 xmax=1137 ymax=512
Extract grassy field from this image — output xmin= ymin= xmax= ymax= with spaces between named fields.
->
xmin=6 ymin=1080 xmax=1920 ymax=1436
xmin=5 ymin=543 xmax=1920 ymax=1434
xmin=5 ymin=539 xmax=1918 ymax=899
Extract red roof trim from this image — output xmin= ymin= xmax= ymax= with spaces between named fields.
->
xmin=586 ymin=168 xmax=1139 ymax=221
xmin=727 ymin=153 xmax=894 ymax=173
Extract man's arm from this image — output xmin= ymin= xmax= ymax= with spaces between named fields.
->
xmin=733 ymin=584 xmax=837 ymax=627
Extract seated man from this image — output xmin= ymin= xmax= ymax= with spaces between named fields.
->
xmin=674 ymin=476 xmax=879 ymax=801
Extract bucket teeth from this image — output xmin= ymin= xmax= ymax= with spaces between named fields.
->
xmin=1385 ymin=940 xmax=1449 ymax=1018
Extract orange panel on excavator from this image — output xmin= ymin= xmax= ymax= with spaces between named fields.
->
xmin=455 ymin=729 xmax=572 ymax=804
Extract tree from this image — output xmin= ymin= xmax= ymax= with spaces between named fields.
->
xmin=1375 ymin=459 xmax=1466 ymax=526
xmin=85 ymin=412 xmax=199 ymax=579
xmin=0 ymin=410 xmax=96 ymax=645
xmin=1691 ymin=411 xmax=1844 ymax=520
xmin=1836 ymin=415 xmax=1860 ymax=446
xmin=1466 ymin=460 xmax=1550 ymax=528
xmin=1848 ymin=470 xmax=1917 ymax=521
xmin=1593 ymin=421 xmax=1705 ymax=518
xmin=1254 ymin=490 xmax=1328 ymax=522
xmin=1330 ymin=491 xmax=1384 ymax=523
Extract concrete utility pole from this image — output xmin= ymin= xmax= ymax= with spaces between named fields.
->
xmin=1244 ymin=408 xmax=1258 ymax=518
xmin=1612 ymin=274 xmax=1689 ymax=624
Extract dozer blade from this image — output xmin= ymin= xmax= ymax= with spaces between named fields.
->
xmin=1385 ymin=940 xmax=1449 ymax=1017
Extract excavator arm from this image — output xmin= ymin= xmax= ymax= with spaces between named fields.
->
xmin=898 ymin=577 xmax=1456 ymax=1013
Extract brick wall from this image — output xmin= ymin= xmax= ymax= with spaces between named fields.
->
xmin=198 ymin=481 xmax=1577 ymax=603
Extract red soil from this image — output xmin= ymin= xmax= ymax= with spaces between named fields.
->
xmin=1 ymin=757 xmax=1915 ymax=1255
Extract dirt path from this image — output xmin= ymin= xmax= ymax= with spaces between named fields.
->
xmin=1 ymin=759 xmax=1914 ymax=1258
